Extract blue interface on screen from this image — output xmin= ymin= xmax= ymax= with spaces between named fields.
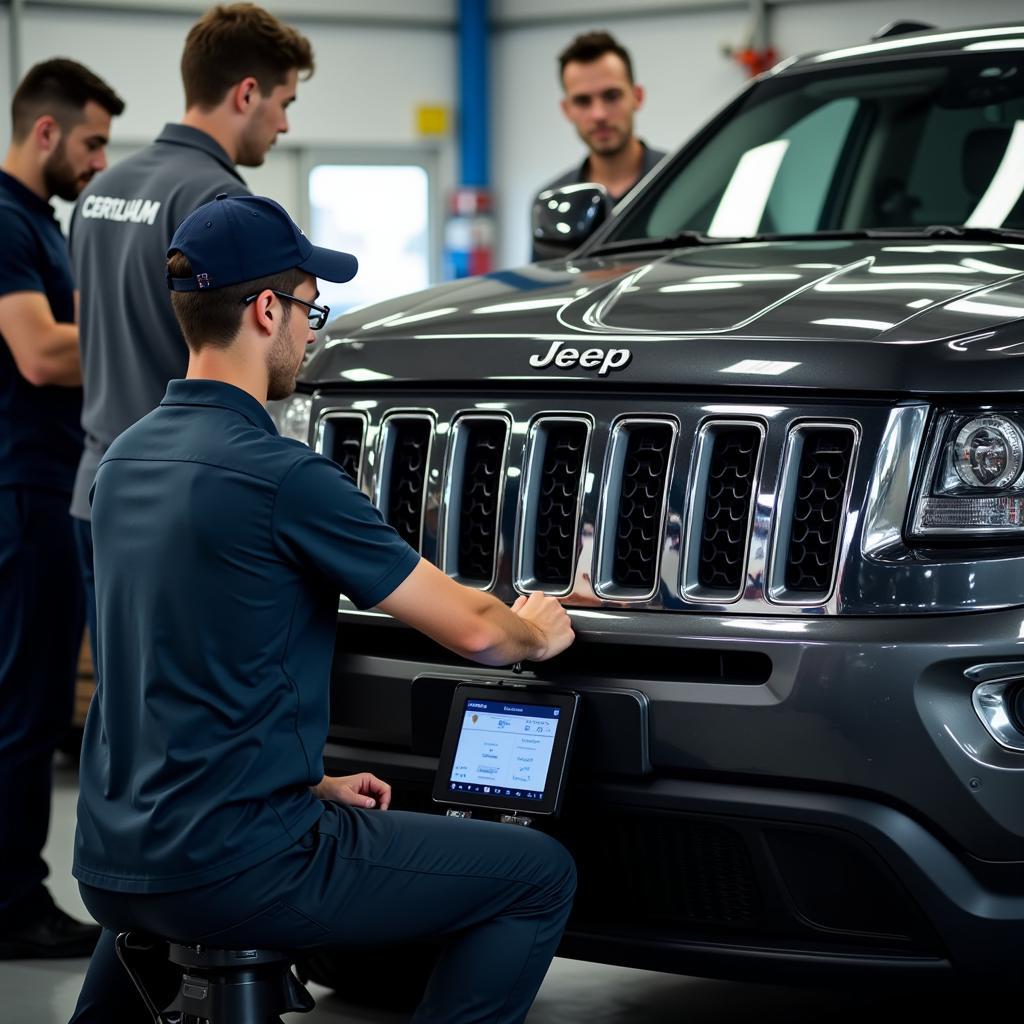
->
xmin=448 ymin=699 xmax=561 ymax=801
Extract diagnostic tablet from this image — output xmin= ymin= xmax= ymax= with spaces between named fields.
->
xmin=432 ymin=684 xmax=579 ymax=817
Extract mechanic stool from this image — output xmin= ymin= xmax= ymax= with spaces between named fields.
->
xmin=114 ymin=932 xmax=316 ymax=1023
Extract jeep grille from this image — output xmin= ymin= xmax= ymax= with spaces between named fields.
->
xmin=769 ymin=423 xmax=858 ymax=603
xmin=314 ymin=396 xmax=877 ymax=614
xmin=442 ymin=415 xmax=509 ymax=587
xmin=598 ymin=419 xmax=677 ymax=599
xmin=378 ymin=414 xmax=432 ymax=552
xmin=518 ymin=417 xmax=590 ymax=593
xmin=315 ymin=412 xmax=366 ymax=485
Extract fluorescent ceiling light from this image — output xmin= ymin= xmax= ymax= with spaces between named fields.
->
xmin=708 ymin=139 xmax=790 ymax=238
xmin=658 ymin=282 xmax=743 ymax=293
xmin=473 ymin=298 xmax=571 ymax=314
xmin=340 ymin=368 xmax=393 ymax=382
xmin=813 ymin=318 xmax=895 ymax=330
xmin=946 ymin=296 xmax=1024 ymax=318
xmin=813 ymin=26 xmax=1024 ymax=63
xmin=965 ymin=39 xmax=1024 ymax=51
xmin=966 ymin=120 xmax=1024 ymax=229
xmin=690 ymin=273 xmax=801 ymax=282
xmin=721 ymin=359 xmax=800 ymax=375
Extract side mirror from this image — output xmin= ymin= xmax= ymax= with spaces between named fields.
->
xmin=531 ymin=183 xmax=609 ymax=260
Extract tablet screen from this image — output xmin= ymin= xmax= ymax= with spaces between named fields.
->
xmin=448 ymin=697 xmax=562 ymax=803
xmin=433 ymin=684 xmax=579 ymax=816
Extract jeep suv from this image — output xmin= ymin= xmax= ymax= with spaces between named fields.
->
xmin=273 ymin=22 xmax=1024 ymax=987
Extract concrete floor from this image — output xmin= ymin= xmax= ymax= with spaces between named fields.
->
xmin=0 ymin=765 xmax=1008 ymax=1023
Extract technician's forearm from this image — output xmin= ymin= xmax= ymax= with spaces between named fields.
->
xmin=460 ymin=594 xmax=543 ymax=666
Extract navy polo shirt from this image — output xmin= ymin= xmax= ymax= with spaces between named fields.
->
xmin=74 ymin=379 xmax=419 ymax=893
xmin=0 ymin=170 xmax=82 ymax=492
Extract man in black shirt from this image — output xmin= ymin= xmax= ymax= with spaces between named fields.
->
xmin=0 ymin=58 xmax=123 ymax=959
xmin=531 ymin=31 xmax=665 ymax=260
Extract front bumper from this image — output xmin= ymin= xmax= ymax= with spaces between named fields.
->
xmin=323 ymin=605 xmax=1024 ymax=981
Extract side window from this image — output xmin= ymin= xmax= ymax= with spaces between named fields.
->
xmin=307 ymin=162 xmax=433 ymax=316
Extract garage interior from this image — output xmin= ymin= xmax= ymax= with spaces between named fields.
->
xmin=3 ymin=0 xmax=1024 ymax=1020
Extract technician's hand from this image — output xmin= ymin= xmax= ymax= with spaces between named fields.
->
xmin=511 ymin=591 xmax=575 ymax=661
xmin=312 ymin=772 xmax=391 ymax=810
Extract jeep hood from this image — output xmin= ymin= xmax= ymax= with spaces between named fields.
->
xmin=305 ymin=239 xmax=1024 ymax=395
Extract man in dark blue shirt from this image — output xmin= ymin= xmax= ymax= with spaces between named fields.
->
xmin=70 ymin=195 xmax=576 ymax=1024
xmin=0 ymin=59 xmax=123 ymax=960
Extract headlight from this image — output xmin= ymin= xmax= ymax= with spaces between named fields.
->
xmin=911 ymin=411 xmax=1024 ymax=537
xmin=267 ymin=393 xmax=313 ymax=445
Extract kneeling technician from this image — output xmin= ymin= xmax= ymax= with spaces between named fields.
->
xmin=70 ymin=194 xmax=577 ymax=1024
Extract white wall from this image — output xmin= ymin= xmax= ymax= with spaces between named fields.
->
xmin=492 ymin=0 xmax=1024 ymax=268
xmin=5 ymin=0 xmax=1024 ymax=270
xmin=4 ymin=1 xmax=457 ymax=230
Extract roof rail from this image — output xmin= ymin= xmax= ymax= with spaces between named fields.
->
xmin=872 ymin=19 xmax=934 ymax=41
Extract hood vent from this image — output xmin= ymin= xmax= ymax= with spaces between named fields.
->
xmin=378 ymin=414 xmax=433 ymax=552
xmin=315 ymin=412 xmax=366 ymax=485
xmin=597 ymin=418 xmax=677 ymax=599
xmin=683 ymin=421 xmax=764 ymax=602
xmin=770 ymin=424 xmax=858 ymax=604
xmin=442 ymin=415 xmax=510 ymax=588
xmin=516 ymin=417 xmax=590 ymax=594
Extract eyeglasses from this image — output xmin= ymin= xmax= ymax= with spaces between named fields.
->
xmin=243 ymin=290 xmax=331 ymax=330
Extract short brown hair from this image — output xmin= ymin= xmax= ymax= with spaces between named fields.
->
xmin=558 ymin=31 xmax=634 ymax=85
xmin=167 ymin=250 xmax=304 ymax=351
xmin=11 ymin=58 xmax=124 ymax=142
xmin=181 ymin=3 xmax=314 ymax=110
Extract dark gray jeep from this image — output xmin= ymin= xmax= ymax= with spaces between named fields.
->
xmin=274 ymin=21 xmax=1024 ymax=989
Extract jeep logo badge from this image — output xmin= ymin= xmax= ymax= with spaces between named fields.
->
xmin=529 ymin=340 xmax=632 ymax=376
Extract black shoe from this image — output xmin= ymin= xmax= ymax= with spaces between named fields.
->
xmin=0 ymin=903 xmax=101 ymax=959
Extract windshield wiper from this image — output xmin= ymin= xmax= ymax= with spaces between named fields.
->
xmin=751 ymin=225 xmax=1024 ymax=243
xmin=592 ymin=224 xmax=1024 ymax=256
xmin=590 ymin=230 xmax=743 ymax=255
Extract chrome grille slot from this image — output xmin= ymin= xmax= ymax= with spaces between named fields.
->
xmin=597 ymin=418 xmax=677 ymax=599
xmin=769 ymin=423 xmax=859 ymax=604
xmin=517 ymin=417 xmax=590 ymax=593
xmin=683 ymin=421 xmax=764 ymax=602
xmin=442 ymin=415 xmax=509 ymax=588
xmin=377 ymin=414 xmax=433 ymax=552
xmin=314 ymin=412 xmax=367 ymax=485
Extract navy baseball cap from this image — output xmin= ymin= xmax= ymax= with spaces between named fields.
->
xmin=167 ymin=193 xmax=357 ymax=292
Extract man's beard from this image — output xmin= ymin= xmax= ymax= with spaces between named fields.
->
xmin=266 ymin=316 xmax=300 ymax=401
xmin=584 ymin=126 xmax=630 ymax=158
xmin=43 ymin=140 xmax=87 ymax=201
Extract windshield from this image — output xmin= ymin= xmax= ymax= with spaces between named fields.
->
xmin=606 ymin=52 xmax=1024 ymax=244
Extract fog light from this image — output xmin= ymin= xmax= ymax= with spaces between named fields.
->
xmin=972 ymin=678 xmax=1024 ymax=751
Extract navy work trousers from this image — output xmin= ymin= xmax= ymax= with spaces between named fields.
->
xmin=71 ymin=516 xmax=96 ymax=661
xmin=71 ymin=801 xmax=576 ymax=1024
xmin=0 ymin=487 xmax=84 ymax=926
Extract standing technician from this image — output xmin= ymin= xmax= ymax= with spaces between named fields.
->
xmin=531 ymin=31 xmax=665 ymax=260
xmin=70 ymin=195 xmax=577 ymax=1024
xmin=0 ymin=58 xmax=123 ymax=959
xmin=70 ymin=2 xmax=314 ymax=646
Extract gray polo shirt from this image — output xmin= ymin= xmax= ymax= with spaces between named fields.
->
xmin=69 ymin=124 xmax=249 ymax=519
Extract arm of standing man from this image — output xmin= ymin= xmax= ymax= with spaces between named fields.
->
xmin=0 ymin=291 xmax=80 ymax=386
